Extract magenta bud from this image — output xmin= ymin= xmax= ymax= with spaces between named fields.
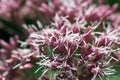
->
xmin=0 ymin=65 xmax=7 ymax=71
xmin=0 ymin=40 xmax=11 ymax=50
xmin=77 ymin=60 xmax=84 ymax=66
xmin=0 ymin=49 xmax=7 ymax=54
xmin=24 ymin=63 xmax=33 ymax=69
xmin=114 ymin=51 xmax=120 ymax=60
xmin=19 ymin=65 xmax=24 ymax=70
xmin=91 ymin=67 xmax=100 ymax=74
xmin=42 ymin=76 xmax=49 ymax=80
xmin=64 ymin=65 xmax=71 ymax=70
xmin=50 ymin=62 xmax=59 ymax=70
xmin=6 ymin=58 xmax=14 ymax=63
xmin=112 ymin=4 xmax=118 ymax=11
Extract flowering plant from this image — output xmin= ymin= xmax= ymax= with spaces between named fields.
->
xmin=0 ymin=0 xmax=120 ymax=80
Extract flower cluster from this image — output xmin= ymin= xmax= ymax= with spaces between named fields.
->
xmin=0 ymin=35 xmax=20 ymax=80
xmin=0 ymin=0 xmax=120 ymax=80
xmin=26 ymin=16 xmax=120 ymax=80
xmin=0 ymin=35 xmax=36 ymax=80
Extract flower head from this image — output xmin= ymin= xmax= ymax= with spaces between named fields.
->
xmin=25 ymin=16 xmax=120 ymax=79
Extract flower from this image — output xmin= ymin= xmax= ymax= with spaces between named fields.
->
xmin=0 ymin=35 xmax=20 ymax=80
xmin=0 ymin=0 xmax=120 ymax=80
xmin=26 ymin=17 xmax=120 ymax=79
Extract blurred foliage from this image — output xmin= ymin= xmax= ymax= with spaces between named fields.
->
xmin=0 ymin=18 xmax=29 ymax=40
xmin=93 ymin=0 xmax=120 ymax=11
xmin=106 ymin=0 xmax=120 ymax=11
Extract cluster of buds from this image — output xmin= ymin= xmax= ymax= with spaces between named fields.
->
xmin=0 ymin=0 xmax=47 ymax=39
xmin=0 ymin=35 xmax=20 ymax=80
xmin=0 ymin=0 xmax=118 ymax=27
xmin=38 ymin=0 xmax=118 ymax=23
xmin=26 ymin=15 xmax=120 ymax=80
xmin=0 ymin=0 xmax=120 ymax=40
xmin=0 ymin=0 xmax=46 ymax=21
xmin=0 ymin=0 xmax=120 ymax=80
xmin=0 ymin=35 xmax=36 ymax=80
